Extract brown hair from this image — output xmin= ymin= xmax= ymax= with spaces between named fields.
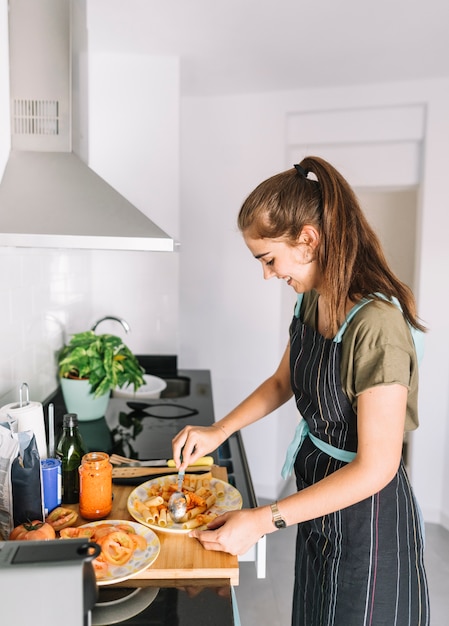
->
xmin=238 ymin=156 xmax=425 ymax=333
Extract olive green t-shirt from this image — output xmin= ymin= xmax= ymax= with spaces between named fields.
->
xmin=299 ymin=290 xmax=419 ymax=431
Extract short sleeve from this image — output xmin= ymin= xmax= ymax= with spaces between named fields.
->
xmin=340 ymin=300 xmax=419 ymax=430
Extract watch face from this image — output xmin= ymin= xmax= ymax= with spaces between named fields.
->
xmin=274 ymin=518 xmax=287 ymax=529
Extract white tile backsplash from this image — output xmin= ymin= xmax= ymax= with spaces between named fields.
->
xmin=0 ymin=246 xmax=179 ymax=408
xmin=0 ymin=247 xmax=93 ymax=406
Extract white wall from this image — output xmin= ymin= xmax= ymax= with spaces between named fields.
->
xmin=0 ymin=247 xmax=93 ymax=405
xmin=83 ymin=48 xmax=181 ymax=355
xmin=180 ymin=78 xmax=449 ymax=526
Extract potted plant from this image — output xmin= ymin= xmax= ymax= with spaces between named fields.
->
xmin=58 ymin=331 xmax=145 ymax=421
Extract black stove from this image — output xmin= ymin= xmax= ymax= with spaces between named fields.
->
xmin=44 ymin=356 xmax=257 ymax=512
xmin=94 ymin=586 xmax=236 ymax=626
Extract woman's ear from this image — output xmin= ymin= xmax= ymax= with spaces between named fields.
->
xmin=299 ymin=225 xmax=320 ymax=250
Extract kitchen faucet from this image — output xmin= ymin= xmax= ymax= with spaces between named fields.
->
xmin=91 ymin=316 xmax=131 ymax=334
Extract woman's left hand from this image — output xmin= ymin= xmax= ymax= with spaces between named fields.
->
xmin=189 ymin=507 xmax=270 ymax=556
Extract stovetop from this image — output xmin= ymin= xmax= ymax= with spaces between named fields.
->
xmin=104 ymin=368 xmax=218 ymax=461
xmin=44 ymin=362 xmax=257 ymax=510
xmin=94 ymin=586 xmax=236 ymax=626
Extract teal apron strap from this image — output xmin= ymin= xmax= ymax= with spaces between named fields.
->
xmin=309 ymin=433 xmax=356 ymax=463
xmin=294 ymin=293 xmax=304 ymax=318
xmin=281 ymin=419 xmax=310 ymax=479
xmin=281 ymin=419 xmax=356 ymax=479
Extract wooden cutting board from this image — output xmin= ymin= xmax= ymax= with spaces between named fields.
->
xmin=67 ymin=465 xmax=239 ymax=587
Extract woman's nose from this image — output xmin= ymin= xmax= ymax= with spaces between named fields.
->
xmin=262 ymin=265 xmax=276 ymax=280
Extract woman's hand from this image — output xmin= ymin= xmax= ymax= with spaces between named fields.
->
xmin=189 ymin=507 xmax=271 ymax=556
xmin=172 ymin=424 xmax=225 ymax=470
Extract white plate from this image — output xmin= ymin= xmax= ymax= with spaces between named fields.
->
xmin=127 ymin=475 xmax=243 ymax=534
xmin=92 ymin=588 xmax=160 ymax=626
xmin=78 ymin=519 xmax=160 ymax=585
xmin=112 ymin=374 xmax=167 ymax=399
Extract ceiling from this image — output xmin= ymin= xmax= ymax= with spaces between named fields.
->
xmin=87 ymin=0 xmax=449 ymax=97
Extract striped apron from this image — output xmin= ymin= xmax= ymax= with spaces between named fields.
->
xmin=286 ymin=300 xmax=429 ymax=626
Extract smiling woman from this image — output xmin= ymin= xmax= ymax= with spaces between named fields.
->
xmin=171 ymin=156 xmax=429 ymax=626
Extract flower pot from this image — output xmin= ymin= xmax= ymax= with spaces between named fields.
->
xmin=60 ymin=377 xmax=110 ymax=421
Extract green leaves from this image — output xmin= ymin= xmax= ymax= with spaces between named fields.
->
xmin=58 ymin=331 xmax=145 ymax=398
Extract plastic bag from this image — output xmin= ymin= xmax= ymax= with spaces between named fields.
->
xmin=0 ymin=420 xmax=19 ymax=539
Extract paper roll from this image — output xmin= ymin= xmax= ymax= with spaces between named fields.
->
xmin=0 ymin=401 xmax=47 ymax=459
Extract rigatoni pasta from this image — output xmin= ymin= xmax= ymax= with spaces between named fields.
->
xmin=131 ymin=472 xmax=225 ymax=530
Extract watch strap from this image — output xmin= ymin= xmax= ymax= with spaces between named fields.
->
xmin=270 ymin=501 xmax=287 ymax=529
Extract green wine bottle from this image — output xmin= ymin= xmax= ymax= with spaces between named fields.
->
xmin=56 ymin=413 xmax=87 ymax=504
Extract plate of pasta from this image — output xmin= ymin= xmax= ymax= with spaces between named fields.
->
xmin=73 ymin=520 xmax=161 ymax=585
xmin=127 ymin=473 xmax=243 ymax=533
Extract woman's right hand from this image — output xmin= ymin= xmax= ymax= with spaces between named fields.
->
xmin=172 ymin=423 xmax=226 ymax=470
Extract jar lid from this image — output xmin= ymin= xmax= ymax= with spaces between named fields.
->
xmin=82 ymin=451 xmax=110 ymax=464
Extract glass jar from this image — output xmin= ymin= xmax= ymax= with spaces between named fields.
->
xmin=79 ymin=452 xmax=112 ymax=520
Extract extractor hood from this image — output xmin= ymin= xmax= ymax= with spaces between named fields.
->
xmin=0 ymin=0 xmax=174 ymax=251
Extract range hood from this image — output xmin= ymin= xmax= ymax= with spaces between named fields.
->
xmin=0 ymin=0 xmax=174 ymax=251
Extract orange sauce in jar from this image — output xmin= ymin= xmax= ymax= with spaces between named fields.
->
xmin=79 ymin=452 xmax=112 ymax=520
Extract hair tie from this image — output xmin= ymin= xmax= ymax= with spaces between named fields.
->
xmin=294 ymin=163 xmax=308 ymax=179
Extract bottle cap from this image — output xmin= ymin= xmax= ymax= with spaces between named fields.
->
xmin=63 ymin=413 xmax=78 ymax=427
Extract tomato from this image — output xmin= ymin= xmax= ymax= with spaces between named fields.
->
xmin=88 ymin=524 xmax=117 ymax=540
xmin=59 ymin=527 xmax=95 ymax=539
xmin=97 ymin=531 xmax=134 ymax=566
xmin=116 ymin=523 xmax=137 ymax=534
xmin=92 ymin=557 xmax=109 ymax=579
xmin=9 ymin=520 xmax=56 ymax=541
xmin=45 ymin=507 xmax=78 ymax=531
xmin=115 ymin=523 xmax=147 ymax=551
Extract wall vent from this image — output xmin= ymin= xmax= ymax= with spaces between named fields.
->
xmin=13 ymin=99 xmax=60 ymax=136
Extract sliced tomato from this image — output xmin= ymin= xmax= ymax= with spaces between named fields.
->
xmin=116 ymin=523 xmax=138 ymax=534
xmin=46 ymin=507 xmax=78 ymax=531
xmin=92 ymin=556 xmax=109 ymax=579
xmin=97 ymin=531 xmax=134 ymax=566
xmin=90 ymin=524 xmax=118 ymax=540
xmin=59 ymin=526 xmax=95 ymax=539
xmin=127 ymin=532 xmax=147 ymax=551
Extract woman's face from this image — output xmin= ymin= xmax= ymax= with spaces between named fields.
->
xmin=243 ymin=226 xmax=322 ymax=294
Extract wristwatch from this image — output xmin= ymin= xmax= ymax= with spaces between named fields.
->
xmin=270 ymin=502 xmax=287 ymax=529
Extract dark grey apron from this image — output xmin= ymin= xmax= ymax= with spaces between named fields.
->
xmin=287 ymin=299 xmax=429 ymax=626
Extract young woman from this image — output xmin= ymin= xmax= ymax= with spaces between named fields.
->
xmin=172 ymin=156 xmax=429 ymax=625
